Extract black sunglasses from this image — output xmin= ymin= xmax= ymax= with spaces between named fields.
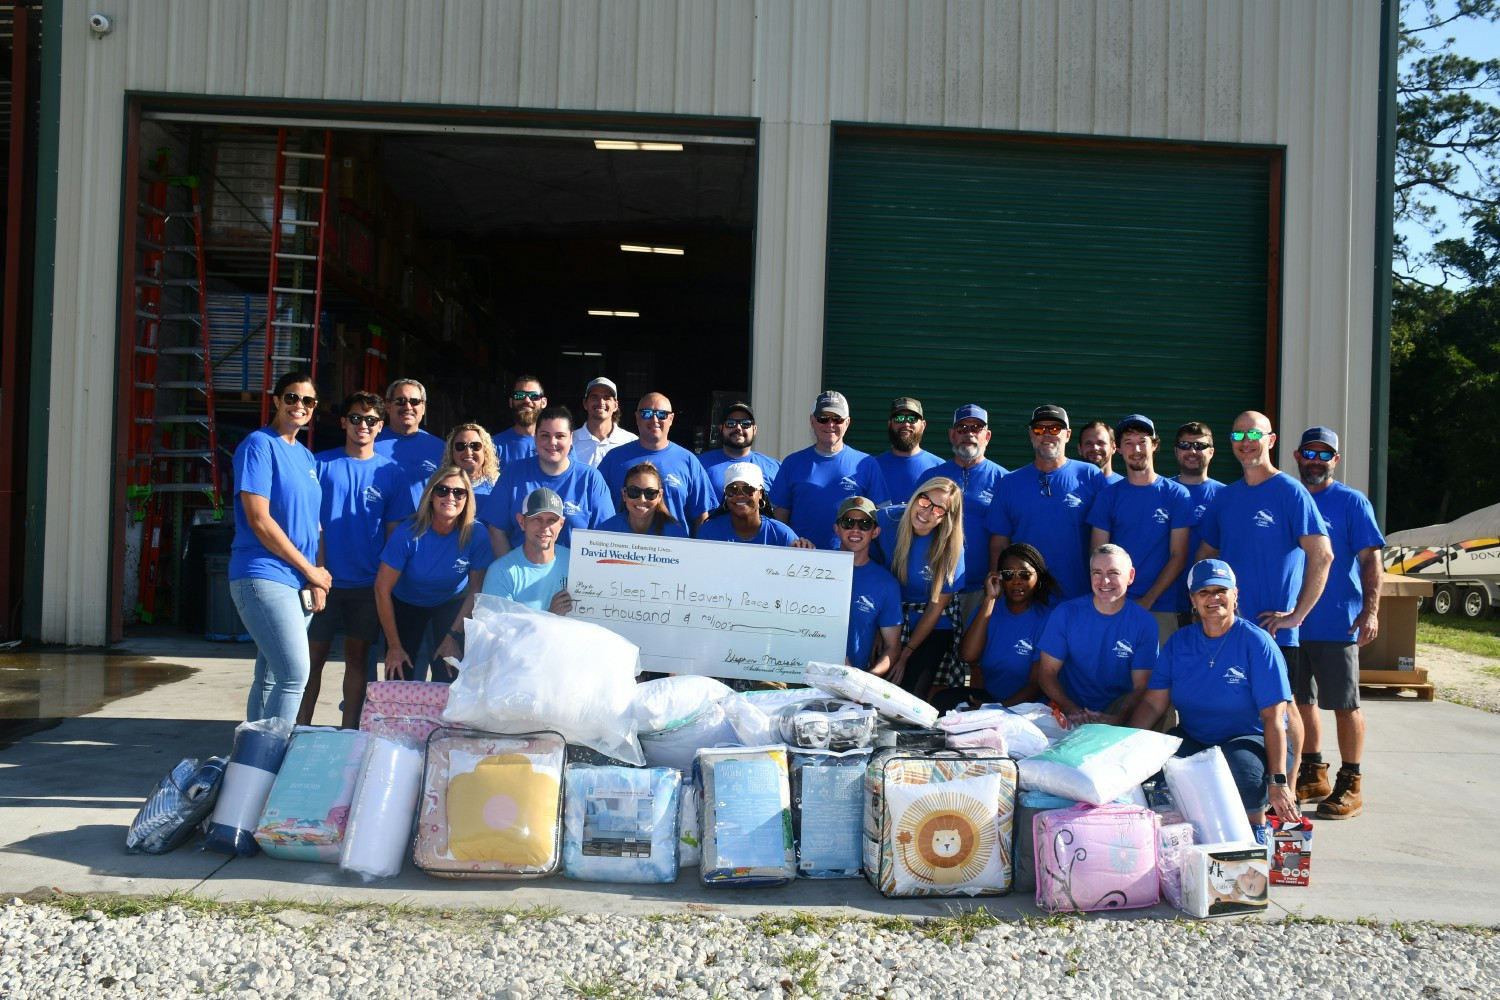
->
xmin=723 ymin=418 xmax=755 ymax=429
xmin=624 ymin=485 xmax=662 ymax=500
xmin=345 ymin=413 xmax=379 ymax=427
xmin=452 ymin=441 xmax=483 ymax=453
xmin=1176 ymin=441 xmax=1212 ymax=451
xmin=432 ymin=485 xmax=467 ymax=500
xmin=387 ymin=396 xmax=424 ymax=407
xmin=512 ymin=390 xmax=544 ymax=401
xmin=281 ymin=392 xmax=318 ymax=408
xmin=838 ymin=516 xmax=876 ymax=531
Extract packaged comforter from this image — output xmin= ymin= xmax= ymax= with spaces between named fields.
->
xmin=695 ymin=745 xmax=795 ymax=887
xmin=254 ymin=729 xmax=369 ymax=862
xmin=562 ymin=764 xmax=680 ymax=884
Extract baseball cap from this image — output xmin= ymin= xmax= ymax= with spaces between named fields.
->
xmin=953 ymin=404 xmax=988 ymax=426
xmin=1300 ymin=426 xmax=1340 ymax=453
xmin=523 ymin=487 xmax=565 ymax=518
xmin=813 ymin=390 xmax=850 ymax=419
xmin=836 ymin=496 xmax=878 ymax=521
xmin=1030 ymin=404 xmax=1069 ymax=428
xmin=1115 ymin=413 xmax=1156 ymax=438
xmin=1188 ymin=558 xmax=1237 ymax=592
xmin=722 ymin=462 xmax=765 ymax=491
xmin=584 ymin=377 xmax=618 ymax=397
xmin=889 ymin=396 xmax=924 ymax=418
xmin=720 ymin=401 xmax=756 ymax=423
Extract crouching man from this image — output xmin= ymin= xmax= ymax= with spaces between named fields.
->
xmin=481 ymin=487 xmax=573 ymax=615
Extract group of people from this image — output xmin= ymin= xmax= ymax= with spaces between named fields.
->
xmin=229 ymin=372 xmax=1383 ymax=837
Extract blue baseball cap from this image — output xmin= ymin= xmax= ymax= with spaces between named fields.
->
xmin=1188 ymin=558 xmax=1236 ymax=592
xmin=1115 ymin=413 xmax=1155 ymax=438
xmin=953 ymin=404 xmax=988 ymax=426
xmin=1300 ymin=426 xmax=1340 ymax=453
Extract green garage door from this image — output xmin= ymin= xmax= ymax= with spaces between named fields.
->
xmin=823 ymin=128 xmax=1278 ymax=474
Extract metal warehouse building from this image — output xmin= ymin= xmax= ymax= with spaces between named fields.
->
xmin=8 ymin=0 xmax=1394 ymax=645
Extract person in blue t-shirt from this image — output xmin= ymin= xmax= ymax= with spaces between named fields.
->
xmin=833 ymin=497 xmax=903 ymax=677
xmin=697 ymin=402 xmax=782 ymax=495
xmin=696 ymin=462 xmax=811 ymax=547
xmin=299 ymin=390 xmax=401 ymax=729
xmin=596 ymin=461 xmax=691 ymax=538
xmin=444 ymin=423 xmax=500 ymax=500
xmin=1169 ymin=420 xmax=1225 ymax=619
xmin=375 ymin=465 xmax=494 ymax=684
xmin=479 ymin=407 xmax=613 ymax=554
xmin=1087 ymin=414 xmax=1196 ymax=641
xmin=1038 ymin=543 xmax=1158 ymax=725
xmin=374 ymin=377 xmax=446 ymax=517
xmin=930 ymin=404 xmax=1008 ymax=622
xmin=1291 ymin=426 xmax=1384 ymax=821
xmin=985 ymin=404 xmax=1104 ymax=599
xmin=875 ymin=396 xmax=945 ymax=505
xmin=770 ymin=389 xmax=891 ymax=550
xmin=482 ymin=487 xmax=574 ymax=614
xmin=598 ymin=391 xmax=719 ymax=530
xmin=1077 ymin=420 xmax=1123 ymax=484
xmin=229 ymin=372 xmax=331 ymax=724
xmin=492 ymin=375 xmax=547 ymax=471
xmin=949 ymin=542 xmax=1062 ymax=709
xmin=1130 ymin=559 xmax=1299 ymax=831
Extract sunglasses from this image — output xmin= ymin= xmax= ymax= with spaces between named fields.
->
xmin=452 ymin=441 xmax=483 ymax=453
xmin=1229 ymin=429 xmax=1267 ymax=441
xmin=638 ymin=408 xmax=672 ymax=421
xmin=890 ymin=414 xmax=921 ymax=424
xmin=954 ymin=422 xmax=987 ymax=434
xmin=1176 ymin=441 xmax=1212 ymax=451
xmin=387 ymin=396 xmax=424 ymax=407
xmin=512 ymin=390 xmax=544 ymax=401
xmin=1038 ymin=472 xmax=1052 ymax=497
xmin=914 ymin=493 xmax=947 ymax=516
xmin=724 ymin=483 xmax=758 ymax=498
xmin=838 ymin=516 xmax=876 ymax=531
xmin=1030 ymin=424 xmax=1064 ymax=436
xmin=432 ymin=485 xmax=467 ymax=500
xmin=281 ymin=392 xmax=318 ymax=408
xmin=345 ymin=413 xmax=380 ymax=427
xmin=998 ymin=569 xmax=1035 ymax=581
xmin=815 ymin=414 xmax=846 ymax=425
xmin=624 ymin=485 xmax=662 ymax=500
xmin=1298 ymin=448 xmax=1336 ymax=461
xmin=723 ymin=418 xmax=755 ymax=429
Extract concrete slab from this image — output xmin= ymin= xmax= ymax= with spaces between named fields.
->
xmin=2 ymin=635 xmax=1496 ymax=924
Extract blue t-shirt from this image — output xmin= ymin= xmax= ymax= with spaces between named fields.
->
xmin=698 ymin=449 xmax=783 ymax=496
xmin=1149 ymin=617 xmax=1292 ymax=746
xmin=478 ymin=457 xmax=614 ymax=551
xmin=595 ymin=510 xmax=691 ymax=538
xmin=492 ymin=427 xmax=537 ymax=471
xmin=870 ymin=506 xmax=964 ymax=630
xmin=931 ymin=457 xmax=1008 ymax=591
xmin=373 ymin=428 xmax=445 ymax=515
xmin=847 ymin=559 xmax=903 ymax=670
xmin=984 ymin=459 xmax=1104 ymax=599
xmin=599 ymin=441 xmax=719 ymax=526
xmin=1037 ymin=595 xmax=1159 ymax=711
xmin=1303 ymin=482 xmax=1385 ymax=643
xmin=379 ymin=520 xmax=495 ymax=607
xmin=769 ymin=445 xmax=891 ymax=550
xmin=696 ymin=514 xmax=801 ymax=546
xmin=481 ymin=546 xmax=571 ymax=612
xmin=968 ymin=601 xmax=1051 ymax=701
xmin=875 ymin=450 xmax=945 ymax=507
xmin=1086 ymin=476 xmax=1197 ymax=612
xmin=1102 ymin=471 xmax=1124 ymax=485
xmin=1196 ymin=472 xmax=1327 ymax=647
xmin=1172 ymin=477 xmax=1225 ymax=613
xmin=314 ymin=448 xmax=401 ymax=588
xmin=230 ymin=426 xmax=321 ymax=588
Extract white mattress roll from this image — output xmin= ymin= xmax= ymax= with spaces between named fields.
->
xmin=1161 ymin=746 xmax=1254 ymax=846
xmin=339 ymin=737 xmax=424 ymax=880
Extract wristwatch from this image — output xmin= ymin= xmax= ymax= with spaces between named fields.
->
xmin=1269 ymin=773 xmax=1288 ymax=787
xmin=447 ymin=629 xmax=463 ymax=641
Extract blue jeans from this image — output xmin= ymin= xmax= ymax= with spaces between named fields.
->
xmin=230 ymin=576 xmax=312 ymax=723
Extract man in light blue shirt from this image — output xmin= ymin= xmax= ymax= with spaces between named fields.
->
xmin=481 ymin=488 xmax=573 ymax=614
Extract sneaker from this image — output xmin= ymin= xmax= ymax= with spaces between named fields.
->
xmin=1252 ymin=822 xmax=1272 ymax=846
xmin=1316 ymin=768 xmax=1362 ymax=820
xmin=1296 ymin=760 xmax=1331 ymax=803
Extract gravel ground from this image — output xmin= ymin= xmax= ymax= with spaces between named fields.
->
xmin=1419 ymin=643 xmax=1500 ymax=714
xmin=2 ymin=899 xmax=1496 ymax=1000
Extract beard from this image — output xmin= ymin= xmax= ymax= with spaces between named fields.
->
xmin=954 ymin=441 xmax=982 ymax=462
xmin=887 ymin=425 xmax=923 ymax=452
xmin=1301 ymin=467 xmax=1331 ymax=487
xmin=514 ymin=406 xmax=539 ymax=428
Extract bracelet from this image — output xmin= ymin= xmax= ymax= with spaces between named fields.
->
xmin=447 ymin=629 xmax=463 ymax=641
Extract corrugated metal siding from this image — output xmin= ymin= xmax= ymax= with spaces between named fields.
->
xmin=44 ymin=0 xmax=1381 ymax=643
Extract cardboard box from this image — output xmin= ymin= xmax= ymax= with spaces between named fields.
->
xmin=1268 ymin=813 xmax=1313 ymax=886
xmin=1181 ymin=841 xmax=1270 ymax=917
xmin=1359 ymin=573 xmax=1433 ymax=672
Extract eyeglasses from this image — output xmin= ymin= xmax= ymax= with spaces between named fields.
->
xmin=1298 ymin=448 xmax=1336 ymax=461
xmin=281 ymin=392 xmax=318 ymax=408
xmin=623 ymin=485 xmax=662 ymax=500
xmin=890 ymin=414 xmax=921 ymax=424
xmin=998 ymin=569 xmax=1035 ymax=581
xmin=815 ymin=414 xmax=846 ymax=425
xmin=638 ymin=408 xmax=672 ymax=421
xmin=1176 ymin=441 xmax=1212 ymax=451
xmin=1229 ymin=429 xmax=1267 ymax=441
xmin=452 ymin=441 xmax=483 ymax=453
xmin=345 ymin=413 xmax=379 ymax=427
xmin=1038 ymin=472 xmax=1052 ymax=497
xmin=1030 ymin=424 xmax=1064 ymax=436
xmin=914 ymin=493 xmax=947 ymax=516
xmin=387 ymin=396 xmax=424 ymax=408
xmin=512 ymin=390 xmax=544 ymax=401
xmin=954 ymin=422 xmax=987 ymax=434
xmin=724 ymin=483 xmax=758 ymax=497
xmin=837 ymin=516 xmax=876 ymax=531
xmin=432 ymin=485 xmax=467 ymax=500
xmin=723 ymin=418 xmax=755 ymax=429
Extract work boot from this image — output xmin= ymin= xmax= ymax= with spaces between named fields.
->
xmin=1316 ymin=768 xmax=1362 ymax=820
xmin=1296 ymin=760 xmax=1331 ymax=803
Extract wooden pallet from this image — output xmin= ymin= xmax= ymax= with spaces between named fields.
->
xmin=1358 ymin=668 xmax=1436 ymax=701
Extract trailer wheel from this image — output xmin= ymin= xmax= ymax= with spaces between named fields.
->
xmin=1462 ymin=589 xmax=1491 ymax=620
xmin=1432 ymin=585 xmax=1456 ymax=615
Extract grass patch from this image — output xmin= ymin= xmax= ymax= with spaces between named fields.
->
xmin=1417 ymin=617 xmax=1500 ymax=660
xmin=782 ymin=946 xmax=823 ymax=996
xmin=753 ymin=910 xmax=841 ymax=937
xmin=561 ymin=974 xmax=644 ymax=999
xmin=923 ymin=905 xmax=1001 ymax=944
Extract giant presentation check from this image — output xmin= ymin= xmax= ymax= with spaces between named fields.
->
xmin=568 ymin=530 xmax=853 ymax=681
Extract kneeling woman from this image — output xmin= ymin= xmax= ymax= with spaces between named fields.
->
xmin=877 ymin=476 xmax=965 ymax=698
xmin=696 ymin=463 xmax=811 ymax=547
xmin=1128 ymin=559 xmax=1299 ymax=828
xmin=597 ymin=461 xmax=688 ymax=537
xmin=951 ymin=542 xmax=1061 ymax=707
xmin=375 ymin=466 xmax=495 ymax=683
